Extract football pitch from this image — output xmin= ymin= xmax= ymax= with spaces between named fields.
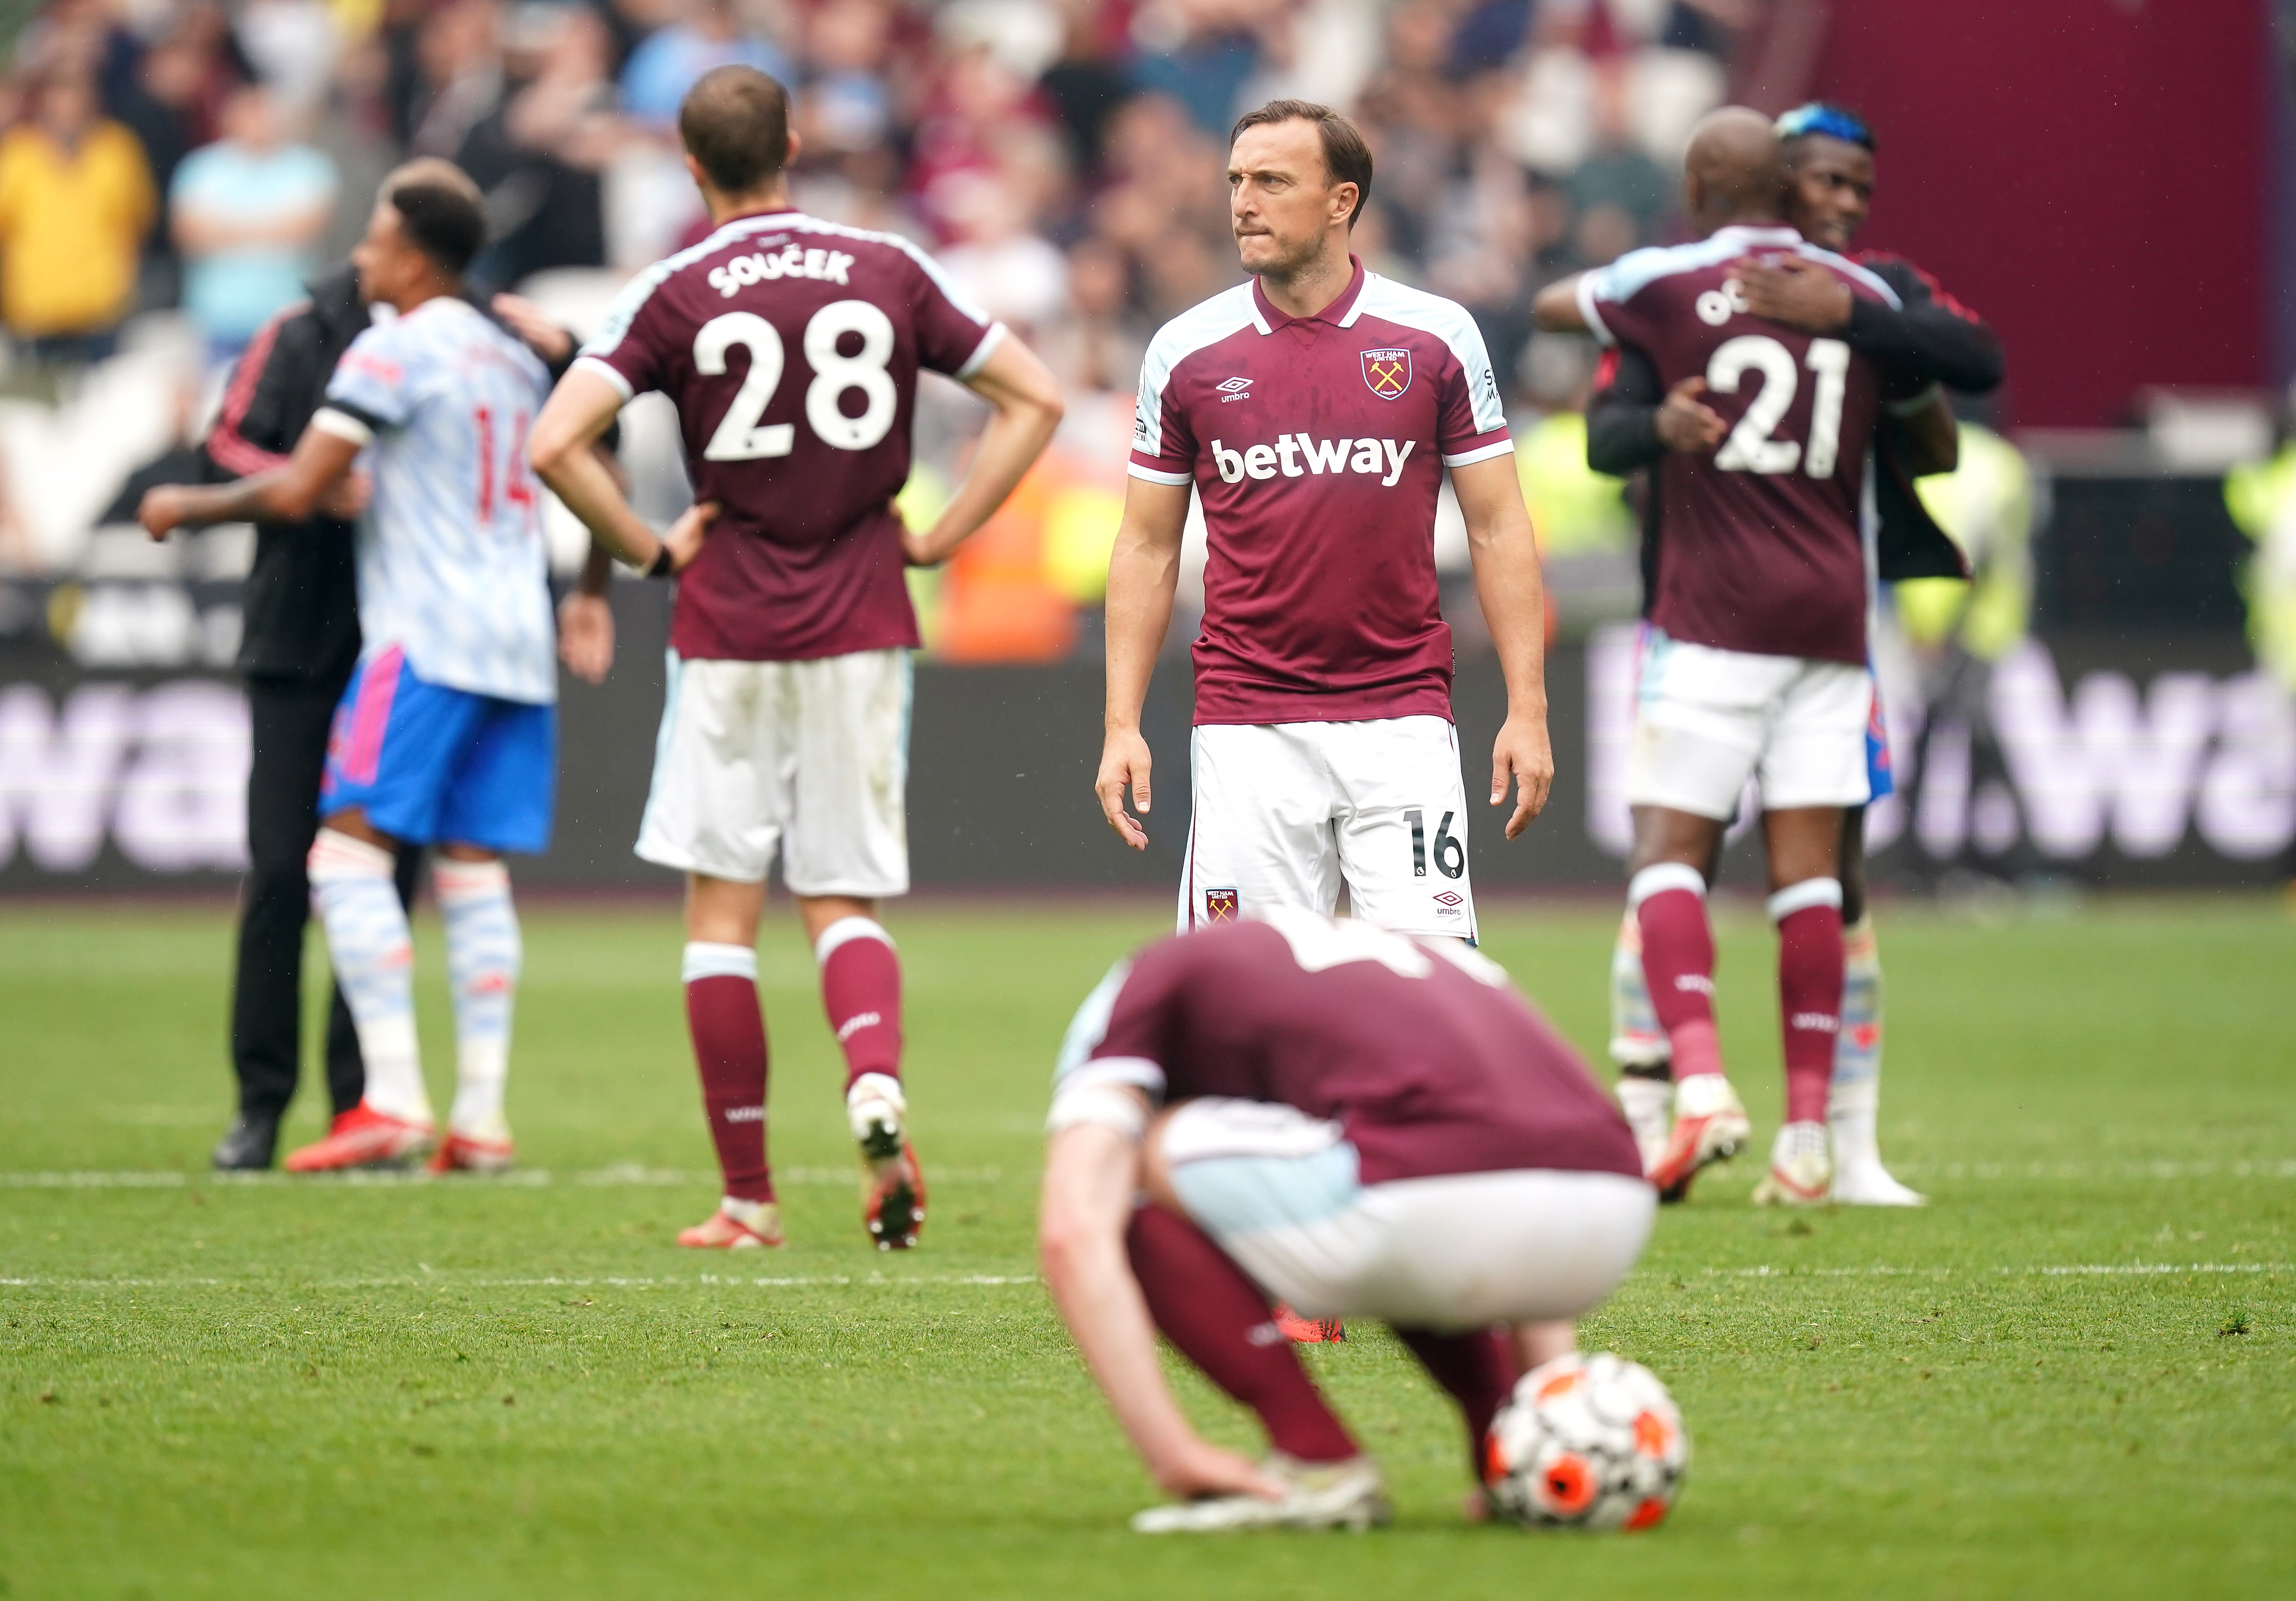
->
xmin=1 ymin=894 xmax=2289 ymax=1599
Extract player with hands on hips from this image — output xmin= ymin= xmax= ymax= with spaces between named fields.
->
xmin=529 ymin=66 xmax=1062 ymax=1253
xmin=1098 ymin=99 xmax=1553 ymax=954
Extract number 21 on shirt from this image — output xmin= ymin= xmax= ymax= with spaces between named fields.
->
xmin=694 ymin=300 xmax=899 ymax=461
xmin=1706 ymin=334 xmax=1850 ymax=480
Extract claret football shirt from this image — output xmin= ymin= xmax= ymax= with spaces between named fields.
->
xmin=1054 ymin=908 xmax=1643 ymax=1186
xmin=1577 ymin=224 xmax=1907 ymax=665
xmin=1130 ymin=258 xmax=1513 ymax=726
xmin=576 ymin=211 xmax=1004 ymax=662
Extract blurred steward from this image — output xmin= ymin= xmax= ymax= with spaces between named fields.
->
xmin=0 ymin=70 xmax=154 ymax=371
xmin=1512 ymin=334 xmax=1634 ymax=638
xmin=2225 ymin=426 xmax=2296 ymax=704
xmin=171 ymin=83 xmax=337 ymax=362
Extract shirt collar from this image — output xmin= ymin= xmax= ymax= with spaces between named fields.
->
xmin=1251 ymin=255 xmax=1368 ymax=334
xmin=1710 ymin=224 xmax=1804 ymax=248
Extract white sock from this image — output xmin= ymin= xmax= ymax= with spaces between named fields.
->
xmin=1615 ymin=1075 xmax=1673 ymax=1169
xmin=1829 ymin=917 xmax=1884 ymax=1171
xmin=309 ymin=830 xmax=430 ymax=1126
xmin=435 ymin=857 xmax=519 ymax=1141
xmin=1608 ymin=909 xmax=1671 ymax=1069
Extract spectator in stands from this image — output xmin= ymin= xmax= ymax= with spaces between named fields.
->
xmin=0 ymin=70 xmax=154 ymax=373
xmin=171 ymin=83 xmax=337 ymax=362
xmin=619 ymin=0 xmax=788 ymax=128
xmin=454 ymin=3 xmax=620 ymax=289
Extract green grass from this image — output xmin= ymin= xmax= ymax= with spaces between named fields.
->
xmin=1 ymin=894 xmax=2291 ymax=1599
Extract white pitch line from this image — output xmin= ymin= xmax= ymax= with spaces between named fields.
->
xmin=0 ymin=1165 xmax=1006 ymax=1190
xmin=0 ymin=1273 xmax=1039 ymax=1290
xmin=1 ymin=1265 xmax=2280 ymax=1293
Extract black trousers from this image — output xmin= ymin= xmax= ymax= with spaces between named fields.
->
xmin=231 ymin=676 xmax=420 ymax=1122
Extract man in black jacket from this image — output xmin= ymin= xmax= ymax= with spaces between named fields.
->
xmin=206 ymin=258 xmax=415 ymax=1170
xmin=206 ymin=158 xmax=609 ymax=1169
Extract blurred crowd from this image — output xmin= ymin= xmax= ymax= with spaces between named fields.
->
xmin=0 ymin=0 xmax=1754 ymax=647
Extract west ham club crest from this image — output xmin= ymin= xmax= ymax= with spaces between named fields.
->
xmin=1360 ymin=347 xmax=1412 ymax=399
xmin=1204 ymin=887 xmax=1239 ymax=924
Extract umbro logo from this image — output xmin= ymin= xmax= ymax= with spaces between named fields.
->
xmin=1217 ymin=376 xmax=1253 ymax=402
xmin=1433 ymin=891 xmax=1464 ymax=907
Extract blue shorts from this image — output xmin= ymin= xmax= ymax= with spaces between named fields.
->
xmin=320 ymin=646 xmax=556 ymax=853
xmin=1863 ymin=670 xmax=1894 ymax=804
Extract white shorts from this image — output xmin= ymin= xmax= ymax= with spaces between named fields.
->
xmin=1626 ymin=629 xmax=1872 ymax=820
xmin=1180 ymin=717 xmax=1476 ymax=940
xmin=635 ymin=648 xmax=910 ymax=894
xmin=1159 ymin=1098 xmax=1654 ymax=1331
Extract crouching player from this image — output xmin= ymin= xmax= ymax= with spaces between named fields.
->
xmin=1038 ymin=907 xmax=1654 ymax=1531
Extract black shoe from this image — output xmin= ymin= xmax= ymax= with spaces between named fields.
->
xmin=211 ymin=1115 xmax=278 ymax=1171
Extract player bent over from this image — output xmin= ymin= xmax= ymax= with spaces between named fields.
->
xmin=1039 ymin=908 xmax=1653 ymax=1531
xmin=530 ymin=67 xmax=1062 ymax=1250
xmin=141 ymin=182 xmax=648 ymax=1171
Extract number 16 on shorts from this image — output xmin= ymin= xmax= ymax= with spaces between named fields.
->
xmin=1404 ymin=808 xmax=1465 ymax=881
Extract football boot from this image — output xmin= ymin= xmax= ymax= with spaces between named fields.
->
xmin=849 ymin=1073 xmax=926 ymax=1250
xmin=1752 ymin=1120 xmax=1833 ymax=1207
xmin=283 ymin=1103 xmax=433 ymax=1173
xmin=1131 ymin=1453 xmax=1390 ymax=1534
xmin=677 ymin=1198 xmax=784 ymax=1249
xmin=1644 ymin=1073 xmax=1749 ymax=1199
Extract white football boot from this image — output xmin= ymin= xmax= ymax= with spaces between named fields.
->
xmin=1131 ymin=1454 xmax=1391 ymax=1534
xmin=1753 ymin=1120 xmax=1833 ymax=1206
xmin=1829 ymin=1081 xmax=1927 ymax=1206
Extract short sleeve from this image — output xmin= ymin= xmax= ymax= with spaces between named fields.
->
xmin=1051 ymin=955 xmax=1173 ymax=1102
xmin=1574 ymin=247 xmax=1670 ymax=351
xmin=573 ymin=261 xmax=679 ymax=402
xmin=321 ymin=322 xmax=415 ymax=436
xmin=1127 ymin=335 xmax=1196 ymax=485
xmin=902 ymin=244 xmax=1005 ymax=380
xmin=1436 ymin=319 xmax=1512 ymax=468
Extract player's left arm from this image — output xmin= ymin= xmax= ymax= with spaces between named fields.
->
xmin=1452 ymin=454 xmax=1554 ymax=838
xmin=1735 ymin=256 xmax=2005 ymax=394
xmin=902 ymin=334 xmax=1064 ymax=567
xmin=138 ymin=419 xmax=362 ymax=538
xmin=1039 ymin=1115 xmax=1280 ymax=1501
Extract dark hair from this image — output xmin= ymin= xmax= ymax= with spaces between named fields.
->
xmin=387 ymin=182 xmax=485 ymax=277
xmin=1230 ymin=99 xmax=1373 ymax=227
xmin=680 ymin=65 xmax=792 ymax=194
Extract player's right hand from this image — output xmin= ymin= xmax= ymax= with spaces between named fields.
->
xmin=661 ymin=500 xmax=719 ymax=571
xmin=1096 ymin=727 xmax=1153 ymax=851
xmin=1149 ymin=1437 xmax=1287 ymax=1503
xmin=1655 ymin=377 xmax=1727 ymax=454
xmin=137 ymin=485 xmax=190 ymax=541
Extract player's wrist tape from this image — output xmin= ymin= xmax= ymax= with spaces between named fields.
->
xmin=1045 ymin=1082 xmax=1149 ymax=1143
xmin=645 ymin=542 xmax=674 ymax=578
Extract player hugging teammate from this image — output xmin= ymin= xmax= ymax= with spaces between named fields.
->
xmin=531 ymin=66 xmax=1063 ymax=1251
xmin=1537 ymin=105 xmax=2003 ymax=1206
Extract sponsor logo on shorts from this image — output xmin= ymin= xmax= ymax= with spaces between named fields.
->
xmin=1433 ymin=890 xmax=1464 ymax=907
xmin=1790 ymin=1012 xmax=1841 ymax=1033
xmin=1204 ymin=887 xmax=1239 ymax=923
xmin=1360 ymin=347 xmax=1412 ymax=398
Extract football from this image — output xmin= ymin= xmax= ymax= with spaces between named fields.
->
xmin=1483 ymin=1352 xmax=1689 ymax=1531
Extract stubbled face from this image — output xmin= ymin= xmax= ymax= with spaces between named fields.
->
xmin=351 ymin=201 xmax=424 ymax=306
xmin=1229 ymin=119 xmax=1353 ymax=278
xmin=1785 ymin=135 xmax=1874 ymax=251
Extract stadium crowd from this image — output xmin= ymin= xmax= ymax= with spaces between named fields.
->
xmin=0 ymin=0 xmax=1746 ymax=648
